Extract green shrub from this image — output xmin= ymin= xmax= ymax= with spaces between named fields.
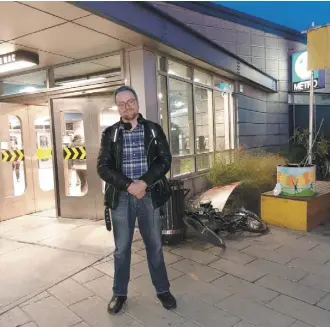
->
xmin=208 ymin=149 xmax=286 ymax=213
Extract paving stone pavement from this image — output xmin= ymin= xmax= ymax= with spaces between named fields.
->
xmin=1 ymin=214 xmax=330 ymax=327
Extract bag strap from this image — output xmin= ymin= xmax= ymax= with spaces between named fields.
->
xmin=104 ymin=206 xmax=112 ymax=232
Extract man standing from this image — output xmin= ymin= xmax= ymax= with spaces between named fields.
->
xmin=97 ymin=86 xmax=176 ymax=314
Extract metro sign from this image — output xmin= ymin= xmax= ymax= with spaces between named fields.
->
xmin=293 ymin=79 xmax=320 ymax=91
xmin=291 ymin=50 xmax=325 ymax=92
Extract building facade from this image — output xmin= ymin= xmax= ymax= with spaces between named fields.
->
xmin=0 ymin=1 xmax=328 ymax=220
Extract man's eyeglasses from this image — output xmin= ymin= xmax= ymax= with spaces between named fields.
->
xmin=117 ymin=98 xmax=137 ymax=110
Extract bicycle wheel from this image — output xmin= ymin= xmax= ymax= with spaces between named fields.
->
xmin=227 ymin=210 xmax=268 ymax=234
xmin=183 ymin=215 xmax=226 ymax=248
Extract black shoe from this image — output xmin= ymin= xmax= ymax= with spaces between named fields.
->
xmin=108 ymin=295 xmax=127 ymax=314
xmin=157 ymin=292 xmax=177 ymax=310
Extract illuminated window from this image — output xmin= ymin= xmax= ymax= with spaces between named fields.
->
xmin=7 ymin=116 xmax=26 ymax=196
xmin=62 ymin=112 xmax=87 ymax=196
xmin=35 ymin=116 xmax=54 ymax=191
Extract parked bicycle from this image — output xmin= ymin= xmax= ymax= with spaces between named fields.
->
xmin=183 ymin=184 xmax=268 ymax=248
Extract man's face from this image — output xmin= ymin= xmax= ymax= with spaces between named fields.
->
xmin=115 ymin=90 xmax=139 ymax=121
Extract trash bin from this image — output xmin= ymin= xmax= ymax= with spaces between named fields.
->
xmin=161 ymin=179 xmax=187 ymax=245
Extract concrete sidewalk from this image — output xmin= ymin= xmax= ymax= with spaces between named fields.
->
xmin=1 ymin=212 xmax=330 ymax=327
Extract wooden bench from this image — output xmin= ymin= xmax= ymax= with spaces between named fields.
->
xmin=261 ymin=181 xmax=330 ymax=231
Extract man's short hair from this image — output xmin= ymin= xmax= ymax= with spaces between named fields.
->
xmin=114 ymin=86 xmax=138 ymax=103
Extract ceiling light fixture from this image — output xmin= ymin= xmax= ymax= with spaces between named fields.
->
xmin=0 ymin=50 xmax=39 ymax=74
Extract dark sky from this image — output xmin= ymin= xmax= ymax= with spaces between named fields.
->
xmin=218 ymin=1 xmax=330 ymax=31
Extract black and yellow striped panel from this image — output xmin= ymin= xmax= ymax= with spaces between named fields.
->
xmin=1 ymin=149 xmax=24 ymax=162
xmin=63 ymin=146 xmax=86 ymax=160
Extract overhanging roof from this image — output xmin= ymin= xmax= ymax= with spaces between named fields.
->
xmin=172 ymin=1 xmax=307 ymax=44
xmin=73 ymin=1 xmax=278 ymax=92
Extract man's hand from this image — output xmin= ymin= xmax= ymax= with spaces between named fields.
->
xmin=128 ymin=180 xmax=147 ymax=199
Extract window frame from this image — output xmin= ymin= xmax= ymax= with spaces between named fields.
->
xmin=156 ymin=55 xmax=235 ymax=178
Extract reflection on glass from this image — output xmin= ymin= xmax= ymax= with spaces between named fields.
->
xmin=214 ymin=76 xmax=233 ymax=92
xmin=0 ymin=71 xmax=47 ymax=96
xmin=100 ymin=100 xmax=120 ymax=193
xmin=54 ymin=54 xmax=121 ymax=87
xmin=195 ymin=87 xmax=213 ymax=153
xmin=195 ymin=87 xmax=213 ymax=170
xmin=168 ymin=60 xmax=192 ymax=79
xmin=197 ymin=154 xmax=211 ymax=171
xmin=194 ymin=69 xmax=212 ymax=86
xmin=157 ymin=56 xmax=167 ymax=72
xmin=172 ymin=158 xmax=194 ymax=177
xmin=8 ymin=116 xmax=26 ymax=196
xmin=157 ymin=75 xmax=168 ymax=138
xmin=35 ymin=116 xmax=54 ymax=191
xmin=168 ymin=79 xmax=194 ymax=156
xmin=62 ymin=112 xmax=87 ymax=196
xmin=214 ymin=91 xmax=226 ymax=152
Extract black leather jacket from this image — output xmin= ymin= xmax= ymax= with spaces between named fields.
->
xmin=97 ymin=115 xmax=172 ymax=210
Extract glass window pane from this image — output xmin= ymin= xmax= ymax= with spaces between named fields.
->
xmin=214 ymin=76 xmax=233 ymax=92
xmin=196 ymin=153 xmax=211 ymax=171
xmin=0 ymin=71 xmax=47 ymax=96
xmin=7 ymin=116 xmax=26 ymax=196
xmin=168 ymin=78 xmax=194 ymax=156
xmin=62 ymin=112 xmax=87 ymax=196
xmin=195 ymin=87 xmax=213 ymax=154
xmin=100 ymin=97 xmax=120 ymax=193
xmin=35 ymin=116 xmax=53 ymax=191
xmin=172 ymin=157 xmax=194 ymax=177
xmin=214 ymin=91 xmax=226 ymax=151
xmin=157 ymin=56 xmax=167 ymax=72
xmin=157 ymin=75 xmax=169 ymax=138
xmin=194 ymin=69 xmax=212 ymax=86
xmin=54 ymin=54 xmax=121 ymax=87
xmin=168 ymin=60 xmax=192 ymax=79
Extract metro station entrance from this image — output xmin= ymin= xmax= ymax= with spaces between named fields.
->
xmin=0 ymin=91 xmax=121 ymax=221
xmin=0 ymin=103 xmax=55 ymax=221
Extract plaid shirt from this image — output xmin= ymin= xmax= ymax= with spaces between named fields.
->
xmin=121 ymin=123 xmax=148 ymax=180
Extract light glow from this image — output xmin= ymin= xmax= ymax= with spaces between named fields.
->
xmin=19 ymin=86 xmax=38 ymax=93
xmin=0 ymin=61 xmax=37 ymax=74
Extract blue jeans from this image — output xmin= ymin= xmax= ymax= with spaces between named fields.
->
xmin=111 ymin=192 xmax=170 ymax=296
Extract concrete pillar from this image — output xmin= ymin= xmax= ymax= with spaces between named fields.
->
xmin=126 ymin=47 xmax=159 ymax=124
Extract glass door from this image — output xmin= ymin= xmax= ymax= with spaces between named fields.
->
xmin=28 ymin=105 xmax=55 ymax=213
xmin=52 ymin=94 xmax=119 ymax=219
xmin=0 ymin=104 xmax=35 ymax=220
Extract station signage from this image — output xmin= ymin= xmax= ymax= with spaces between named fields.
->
xmin=0 ymin=50 xmax=39 ymax=73
xmin=291 ymin=50 xmax=325 ymax=92
xmin=0 ymin=53 xmax=16 ymax=66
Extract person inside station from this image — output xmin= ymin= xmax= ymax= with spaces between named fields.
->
xmin=70 ymin=134 xmax=87 ymax=194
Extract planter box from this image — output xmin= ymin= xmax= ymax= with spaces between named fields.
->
xmin=277 ymin=165 xmax=316 ymax=197
xmin=261 ymin=181 xmax=330 ymax=231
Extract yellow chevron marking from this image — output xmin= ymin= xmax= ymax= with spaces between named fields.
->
xmin=17 ymin=149 xmax=24 ymax=161
xmin=2 ymin=150 xmax=9 ymax=162
xmin=9 ymin=150 xmax=16 ymax=162
xmin=72 ymin=147 xmax=79 ymax=160
xmin=64 ymin=147 xmax=71 ymax=160
xmin=79 ymin=146 xmax=86 ymax=159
